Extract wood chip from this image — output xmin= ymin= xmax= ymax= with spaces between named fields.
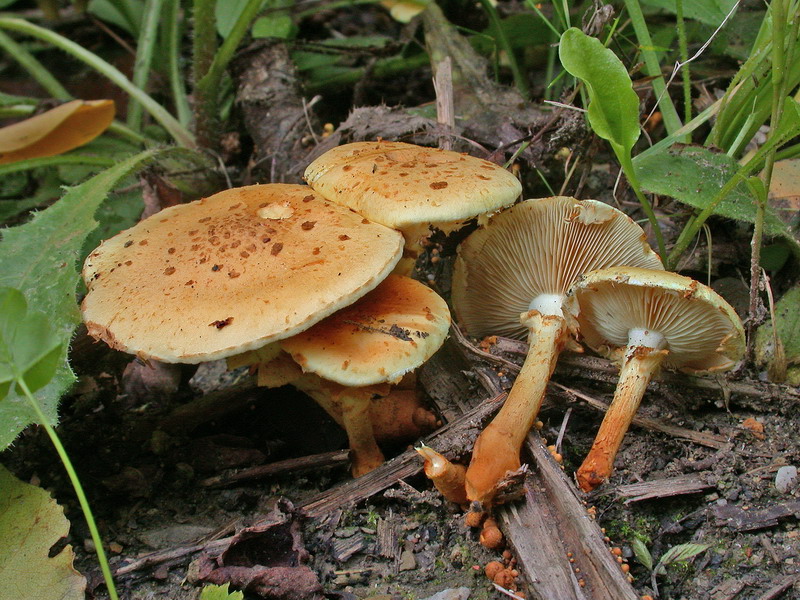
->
xmin=613 ymin=474 xmax=716 ymax=504
xmin=712 ymin=501 xmax=800 ymax=531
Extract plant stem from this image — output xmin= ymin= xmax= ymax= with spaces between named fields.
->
xmin=164 ymin=0 xmax=191 ymax=125
xmin=127 ymin=0 xmax=164 ymax=131
xmin=0 ymin=29 xmax=71 ymax=100
xmin=194 ymin=0 xmax=264 ymax=148
xmin=618 ymin=153 xmax=668 ymax=264
xmin=17 ymin=378 xmax=118 ymax=600
xmin=191 ymin=0 xmax=217 ymax=147
xmin=622 ymin=0 xmax=683 ymax=135
xmin=675 ymin=0 xmax=692 ymax=139
xmin=748 ymin=0 xmax=790 ymax=359
xmin=0 ymin=17 xmax=195 ymax=147
xmin=477 ymin=0 xmax=529 ymax=97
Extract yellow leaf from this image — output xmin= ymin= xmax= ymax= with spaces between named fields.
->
xmin=0 ymin=465 xmax=86 ymax=600
xmin=0 ymin=99 xmax=115 ymax=165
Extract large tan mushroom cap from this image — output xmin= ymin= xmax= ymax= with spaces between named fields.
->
xmin=280 ymin=274 xmax=451 ymax=386
xmin=572 ymin=267 xmax=745 ymax=374
xmin=303 ymin=141 xmax=521 ymax=230
xmin=452 ymin=196 xmax=664 ymax=340
xmin=81 ymin=184 xmax=404 ymax=363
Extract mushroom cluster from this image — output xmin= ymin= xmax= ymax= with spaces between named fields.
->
xmin=82 ymin=139 xmax=511 ymax=475
xmin=451 ymin=196 xmax=664 ymax=506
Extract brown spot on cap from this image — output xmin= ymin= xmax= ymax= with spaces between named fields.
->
xmin=212 ymin=264 xmax=221 ymax=271
xmin=312 ymin=247 xmax=320 ymax=255
xmin=164 ymin=266 xmax=176 ymax=275
xmin=185 ymin=280 xmax=195 ymax=286
xmin=271 ymin=242 xmax=284 ymax=256
xmin=343 ymin=165 xmax=353 ymax=171
xmin=228 ymin=271 xmax=240 ymax=278
xmin=124 ymin=240 xmax=133 ymax=248
xmin=302 ymin=194 xmax=315 ymax=202
xmin=339 ymin=234 xmax=350 ymax=241
xmin=139 ymin=240 xmax=148 ymax=246
xmin=430 ymin=181 xmax=448 ymax=190
xmin=301 ymin=221 xmax=316 ymax=230
xmin=168 ymin=247 xmax=176 ymax=254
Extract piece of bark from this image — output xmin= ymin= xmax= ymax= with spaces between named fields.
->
xmin=712 ymin=501 xmax=800 ymax=531
xmin=199 ymin=450 xmax=350 ymax=488
xmin=231 ymin=40 xmax=316 ymax=183
xmin=613 ymin=474 xmax=716 ymax=504
xmin=497 ymin=433 xmax=639 ymax=600
xmin=376 ymin=516 xmax=400 ymax=560
xmin=755 ymin=574 xmax=800 ymax=600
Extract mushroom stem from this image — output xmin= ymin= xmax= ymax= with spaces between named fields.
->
xmin=416 ymin=445 xmax=468 ymax=505
xmin=465 ymin=310 xmax=568 ymax=506
xmin=292 ymin=376 xmax=385 ymax=477
xmin=576 ymin=344 xmax=668 ymax=492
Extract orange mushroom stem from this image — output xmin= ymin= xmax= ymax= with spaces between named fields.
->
xmin=465 ymin=309 xmax=569 ymax=506
xmin=416 ymin=444 xmax=468 ymax=505
xmin=576 ymin=340 xmax=668 ymax=492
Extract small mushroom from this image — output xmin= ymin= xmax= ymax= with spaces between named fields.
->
xmin=415 ymin=444 xmax=468 ymax=505
xmin=81 ymin=184 xmax=404 ymax=362
xmin=571 ymin=267 xmax=745 ymax=491
xmin=452 ymin=197 xmax=663 ymax=506
xmin=277 ymin=274 xmax=452 ymax=476
xmin=304 ymin=140 xmax=522 ymax=273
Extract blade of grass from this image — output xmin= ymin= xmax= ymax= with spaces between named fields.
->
xmin=164 ymin=0 xmax=191 ymax=125
xmin=477 ymin=0 xmax=529 ymax=97
xmin=0 ymin=17 xmax=195 ymax=148
xmin=127 ymin=0 xmax=165 ymax=132
xmin=675 ymin=0 xmax=691 ymax=138
xmin=622 ymin=0 xmax=683 ymax=135
xmin=0 ymin=29 xmax=71 ymax=100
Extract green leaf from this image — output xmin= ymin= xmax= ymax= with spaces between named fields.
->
xmin=757 ymin=284 xmax=800 ymax=364
xmin=632 ymin=538 xmax=654 ymax=571
xmin=654 ymin=543 xmax=710 ymax=575
xmin=558 ymin=27 xmax=641 ymax=158
xmin=0 ymin=288 xmax=63 ymax=400
xmin=252 ymin=13 xmax=297 ymax=40
xmin=633 ymin=144 xmax=800 ymax=251
xmin=0 ymin=464 xmax=86 ymax=600
xmin=215 ymin=0 xmax=254 ymax=38
xmin=200 ymin=583 xmax=244 ymax=600
xmin=639 ymin=0 xmax=738 ymax=27
xmin=0 ymin=147 xmax=176 ymax=449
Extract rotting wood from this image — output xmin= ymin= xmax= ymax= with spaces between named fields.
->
xmin=711 ymin=501 xmax=800 ymax=531
xmin=613 ymin=474 xmax=716 ymax=504
xmin=498 ymin=433 xmax=639 ymax=600
xmin=199 ymin=450 xmax=350 ymax=488
xmin=754 ymin=574 xmax=800 ymax=600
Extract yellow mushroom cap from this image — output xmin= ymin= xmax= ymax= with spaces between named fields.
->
xmin=280 ymin=274 xmax=451 ymax=386
xmin=303 ymin=141 xmax=521 ymax=230
xmin=81 ymin=184 xmax=404 ymax=363
xmin=571 ymin=267 xmax=745 ymax=373
xmin=451 ymin=196 xmax=663 ymax=339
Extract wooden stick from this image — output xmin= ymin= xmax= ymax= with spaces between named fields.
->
xmin=199 ymin=450 xmax=350 ymax=488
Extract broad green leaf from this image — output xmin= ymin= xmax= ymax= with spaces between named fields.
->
xmin=632 ymin=538 xmax=653 ymax=571
xmin=252 ymin=13 xmax=297 ymax=40
xmin=756 ymin=284 xmax=800 ymax=370
xmin=88 ymin=0 xmax=143 ymax=35
xmin=0 ymin=464 xmax=86 ymax=600
xmin=640 ymin=0 xmax=738 ymax=27
xmin=215 ymin=0 xmax=254 ymax=38
xmin=558 ymin=28 xmax=641 ymax=158
xmin=633 ymin=144 xmax=800 ymax=252
xmin=0 ymin=288 xmax=62 ymax=400
xmin=200 ymin=583 xmax=244 ymax=600
xmin=0 ymin=147 xmax=176 ymax=449
xmin=654 ymin=543 xmax=709 ymax=574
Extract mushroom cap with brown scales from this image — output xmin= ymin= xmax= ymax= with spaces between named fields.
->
xmin=451 ymin=196 xmax=664 ymax=340
xmin=570 ymin=266 xmax=745 ymax=373
xmin=81 ymin=184 xmax=404 ymax=363
xmin=280 ymin=274 xmax=451 ymax=387
xmin=303 ymin=141 xmax=522 ymax=231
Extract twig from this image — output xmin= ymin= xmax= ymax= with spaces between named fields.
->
xmin=199 ymin=450 xmax=350 ymax=488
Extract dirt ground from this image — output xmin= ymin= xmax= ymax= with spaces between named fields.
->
xmin=6 ymin=297 xmax=800 ymax=600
